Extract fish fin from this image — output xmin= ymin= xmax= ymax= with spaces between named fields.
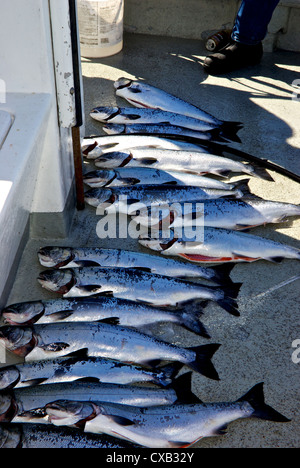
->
xmin=237 ymin=382 xmax=291 ymax=423
xmin=187 ymin=343 xmax=221 ymax=380
xmin=232 ymin=252 xmax=260 ymax=262
xmin=92 ymin=291 xmax=115 ymax=298
xmin=140 ymin=359 xmax=165 ymax=369
xmin=171 ymin=372 xmax=202 ymax=404
xmin=231 ymin=178 xmax=251 ymax=193
xmin=66 ymin=348 xmax=89 ymax=359
xmin=78 ymin=285 xmax=104 ymax=294
xmin=123 ymin=113 xmax=142 ymax=120
xmin=212 ymin=169 xmax=232 ymax=178
xmin=208 ymin=128 xmax=228 ymax=143
xmin=72 ymin=260 xmax=102 ymax=267
xmin=75 ymin=377 xmax=101 ymax=383
xmin=222 ymin=282 xmax=242 ymax=300
xmin=235 ymin=224 xmax=254 ymax=231
xmin=108 ymin=415 xmax=135 ymax=426
xmin=138 ymin=157 xmax=158 ymax=165
xmin=98 ymin=317 xmax=120 ymax=325
xmin=216 ymin=282 xmax=242 ymax=317
xmin=155 ymin=362 xmax=184 ymax=385
xmin=210 ymin=263 xmax=236 ymax=286
xmin=119 ymin=177 xmax=141 ymax=185
xmin=176 ymin=301 xmax=211 ymax=338
xmin=21 ymin=378 xmax=48 ymax=387
xmin=268 ymin=256 xmax=285 ymax=264
xmin=168 ymin=441 xmax=193 ymax=448
xmin=212 ymin=423 xmax=229 ymax=435
xmin=39 ymin=342 xmax=70 ymax=353
xmin=131 ymin=266 xmax=153 ymax=273
xmin=47 ymin=310 xmax=75 ymax=321
xmin=220 ymin=131 xmax=242 ymax=144
xmin=272 ymin=215 xmax=290 ymax=224
xmin=135 ymin=298 xmax=159 ymax=307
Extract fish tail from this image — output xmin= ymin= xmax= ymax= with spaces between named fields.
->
xmin=171 ymin=372 xmax=202 ymax=404
xmin=176 ymin=300 xmax=211 ymax=338
xmin=217 ymin=282 xmax=242 ymax=316
xmin=187 ymin=343 xmax=221 ymax=380
xmin=238 ymin=382 xmax=291 ymax=423
xmin=210 ymin=263 xmax=236 ymax=286
xmin=220 ymin=121 xmax=243 ymax=143
xmin=208 ymin=128 xmax=229 ymax=143
xmin=250 ymin=162 xmax=275 ymax=182
xmin=230 ymin=178 xmax=252 ymax=196
xmin=154 ymin=362 xmax=184 ymax=387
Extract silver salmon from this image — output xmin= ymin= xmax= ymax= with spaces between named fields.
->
xmin=134 ymin=198 xmax=300 ymax=230
xmin=36 ymin=267 xmax=241 ymax=315
xmin=102 ymin=123 xmax=227 ymax=143
xmin=1 ymin=296 xmax=210 ymax=338
xmin=0 ymin=356 xmax=180 ymax=390
xmin=45 ymin=383 xmax=290 ymax=448
xmin=90 ymin=107 xmax=219 ymax=132
xmin=139 ymin=226 xmax=300 ymax=263
xmin=82 ymin=135 xmax=210 ymax=159
xmin=0 ymin=374 xmax=200 ymax=425
xmin=0 ymin=323 xmax=221 ymax=379
xmin=93 ymin=148 xmax=260 ymax=178
xmin=114 ymin=78 xmax=243 ymax=135
xmin=83 ymin=167 xmax=240 ymax=190
xmin=36 ymin=246 xmax=232 ymax=284
xmin=84 ymin=185 xmax=244 ymax=215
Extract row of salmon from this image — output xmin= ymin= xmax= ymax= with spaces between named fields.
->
xmin=0 ymin=79 xmax=297 ymax=448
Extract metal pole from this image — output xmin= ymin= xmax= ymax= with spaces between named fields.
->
xmin=69 ymin=0 xmax=85 ymax=210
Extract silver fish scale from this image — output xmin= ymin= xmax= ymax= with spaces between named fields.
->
xmin=81 ymin=400 xmax=253 ymax=448
xmin=141 ymin=198 xmax=300 ymax=230
xmin=68 ymin=267 xmax=224 ymax=305
xmin=21 ymin=322 xmax=197 ymax=366
xmin=90 ymin=107 xmax=217 ymax=132
xmin=10 ymin=381 xmax=179 ymax=412
xmin=115 ymin=79 xmax=223 ymax=126
xmin=3 ymin=356 xmax=170 ymax=389
xmin=0 ymin=425 xmax=132 ymax=448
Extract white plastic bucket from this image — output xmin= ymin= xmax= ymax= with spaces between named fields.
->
xmin=77 ymin=0 xmax=124 ymax=58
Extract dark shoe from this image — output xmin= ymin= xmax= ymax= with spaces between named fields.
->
xmin=203 ymin=41 xmax=263 ymax=75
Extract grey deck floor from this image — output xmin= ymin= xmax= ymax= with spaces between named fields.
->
xmin=3 ymin=33 xmax=300 ymax=448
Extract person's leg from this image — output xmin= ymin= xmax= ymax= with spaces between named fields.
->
xmin=203 ymin=0 xmax=280 ymax=75
xmin=232 ymin=0 xmax=281 ymax=45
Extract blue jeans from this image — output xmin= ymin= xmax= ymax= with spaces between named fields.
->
xmin=232 ymin=0 xmax=280 ymax=45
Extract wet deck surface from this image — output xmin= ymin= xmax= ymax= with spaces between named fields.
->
xmin=3 ymin=33 xmax=300 ymax=448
